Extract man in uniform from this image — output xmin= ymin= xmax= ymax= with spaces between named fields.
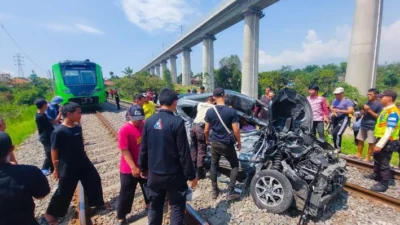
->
xmin=139 ymin=88 xmax=197 ymax=225
xmin=364 ymin=90 xmax=400 ymax=192
xmin=190 ymin=96 xmax=214 ymax=179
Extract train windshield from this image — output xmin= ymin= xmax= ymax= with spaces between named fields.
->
xmin=62 ymin=65 xmax=97 ymax=85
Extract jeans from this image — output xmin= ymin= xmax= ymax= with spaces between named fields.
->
xmin=190 ymin=124 xmax=207 ymax=168
xmin=312 ymin=121 xmax=326 ymax=142
xmin=210 ymin=141 xmax=239 ymax=191
xmin=41 ymin=140 xmax=54 ymax=172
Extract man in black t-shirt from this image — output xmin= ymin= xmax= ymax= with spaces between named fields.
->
xmin=43 ymin=102 xmax=112 ymax=225
xmin=34 ymin=99 xmax=55 ymax=176
xmin=0 ymin=131 xmax=50 ymax=225
xmin=204 ymin=87 xmax=241 ymax=200
xmin=356 ymin=88 xmax=383 ymax=162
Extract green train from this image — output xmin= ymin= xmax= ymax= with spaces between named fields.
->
xmin=52 ymin=59 xmax=106 ymax=106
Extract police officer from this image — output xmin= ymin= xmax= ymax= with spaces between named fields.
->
xmin=364 ymin=90 xmax=400 ymax=192
xmin=139 ymin=88 xmax=197 ymax=225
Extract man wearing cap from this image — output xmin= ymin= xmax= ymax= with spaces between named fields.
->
xmin=0 ymin=131 xmax=50 ymax=225
xmin=204 ymin=87 xmax=241 ymax=200
xmin=190 ymin=96 xmax=214 ymax=179
xmin=331 ymin=87 xmax=354 ymax=152
xmin=115 ymin=105 xmax=149 ymax=225
xmin=125 ymin=94 xmax=146 ymax=121
xmin=35 ymin=98 xmax=55 ymax=176
xmin=139 ymin=88 xmax=197 ymax=225
xmin=307 ymin=85 xmax=329 ymax=141
xmin=356 ymin=88 xmax=382 ymax=162
xmin=364 ymin=90 xmax=400 ymax=192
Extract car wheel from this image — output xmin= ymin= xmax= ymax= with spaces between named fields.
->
xmin=250 ymin=169 xmax=293 ymax=213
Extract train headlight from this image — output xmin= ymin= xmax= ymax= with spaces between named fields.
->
xmin=64 ymin=89 xmax=71 ymax=94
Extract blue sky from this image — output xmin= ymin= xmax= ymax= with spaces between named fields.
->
xmin=0 ymin=0 xmax=399 ymax=79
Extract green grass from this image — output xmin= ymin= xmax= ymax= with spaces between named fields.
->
xmin=5 ymin=105 xmax=37 ymax=146
xmin=2 ymin=93 xmax=54 ymax=147
xmin=330 ymin=135 xmax=399 ymax=166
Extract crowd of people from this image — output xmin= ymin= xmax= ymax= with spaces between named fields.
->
xmin=1 ymin=83 xmax=399 ymax=225
xmin=302 ymin=85 xmax=399 ymax=193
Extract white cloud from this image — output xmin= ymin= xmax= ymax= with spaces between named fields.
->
xmin=259 ymin=25 xmax=351 ymax=70
xmin=74 ymin=23 xmax=104 ymax=35
xmin=120 ymin=0 xmax=193 ymax=32
xmin=46 ymin=23 xmax=104 ymax=35
xmin=259 ymin=19 xmax=400 ymax=70
xmin=380 ymin=19 xmax=400 ymax=64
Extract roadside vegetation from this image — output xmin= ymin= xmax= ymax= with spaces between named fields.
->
xmin=0 ymin=77 xmax=53 ymax=145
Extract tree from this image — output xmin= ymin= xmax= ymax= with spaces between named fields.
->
xmin=340 ymin=62 xmax=347 ymax=74
xmin=303 ymin=64 xmax=321 ymax=74
xmin=259 ymin=71 xmax=287 ymax=95
xmin=177 ymin=73 xmax=182 ymax=84
xmin=219 ymin=55 xmax=242 ymax=71
xmin=215 ymin=55 xmax=242 ymax=91
xmin=163 ymin=69 xmax=174 ymax=89
xmin=122 ymin=67 xmax=134 ymax=77
xmin=383 ymin=73 xmax=399 ymax=88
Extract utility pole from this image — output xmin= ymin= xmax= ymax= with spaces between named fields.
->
xmin=13 ymin=53 xmax=25 ymax=78
xmin=180 ymin=25 xmax=183 ymax=36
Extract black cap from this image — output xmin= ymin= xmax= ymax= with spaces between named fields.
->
xmin=0 ymin=131 xmax=12 ymax=158
xmin=34 ymin=98 xmax=47 ymax=109
xmin=213 ymin=87 xmax=225 ymax=97
xmin=308 ymin=84 xmax=319 ymax=91
xmin=377 ymin=90 xmax=397 ymax=100
xmin=128 ymin=105 xmax=145 ymax=121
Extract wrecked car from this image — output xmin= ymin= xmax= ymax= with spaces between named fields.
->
xmin=175 ymin=88 xmax=347 ymax=218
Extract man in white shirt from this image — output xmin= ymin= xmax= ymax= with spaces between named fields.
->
xmin=190 ymin=96 xmax=214 ymax=179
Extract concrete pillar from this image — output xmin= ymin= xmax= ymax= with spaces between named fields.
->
xmin=241 ymin=7 xmax=263 ymax=99
xmin=170 ymin=55 xmax=178 ymax=83
xmin=148 ymin=68 xmax=151 ymax=74
xmin=203 ymin=35 xmax=216 ymax=92
xmin=160 ymin=60 xmax=168 ymax=79
xmin=155 ymin=64 xmax=161 ymax=77
xmin=150 ymin=66 xmax=155 ymax=75
xmin=346 ymin=0 xmax=383 ymax=94
xmin=182 ymin=47 xmax=192 ymax=86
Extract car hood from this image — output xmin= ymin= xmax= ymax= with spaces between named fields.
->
xmin=271 ymin=88 xmax=313 ymax=132
xmin=176 ymin=88 xmax=312 ymax=131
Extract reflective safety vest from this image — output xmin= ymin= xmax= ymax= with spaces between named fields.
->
xmin=374 ymin=105 xmax=400 ymax=140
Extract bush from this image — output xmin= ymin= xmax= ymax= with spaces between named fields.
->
xmin=13 ymin=88 xmax=41 ymax=105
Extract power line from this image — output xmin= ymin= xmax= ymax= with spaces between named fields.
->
xmin=0 ymin=22 xmax=46 ymax=73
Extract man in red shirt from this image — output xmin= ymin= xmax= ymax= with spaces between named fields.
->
xmin=116 ymin=105 xmax=149 ymax=225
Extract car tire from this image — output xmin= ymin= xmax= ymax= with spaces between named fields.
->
xmin=250 ymin=169 xmax=293 ymax=214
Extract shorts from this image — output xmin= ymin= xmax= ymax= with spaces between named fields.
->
xmin=356 ymin=128 xmax=376 ymax=144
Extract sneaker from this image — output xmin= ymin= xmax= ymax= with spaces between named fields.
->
xmin=370 ymin=182 xmax=388 ymax=192
xmin=42 ymin=169 xmax=51 ymax=176
xmin=226 ymin=191 xmax=240 ymax=201
xmin=364 ymin=173 xmax=378 ymax=181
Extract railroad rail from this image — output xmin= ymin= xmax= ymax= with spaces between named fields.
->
xmin=95 ymin=111 xmax=209 ymax=225
xmin=343 ymin=155 xmax=400 ymax=180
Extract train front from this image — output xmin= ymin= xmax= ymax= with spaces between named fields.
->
xmin=55 ymin=60 xmax=105 ymax=106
